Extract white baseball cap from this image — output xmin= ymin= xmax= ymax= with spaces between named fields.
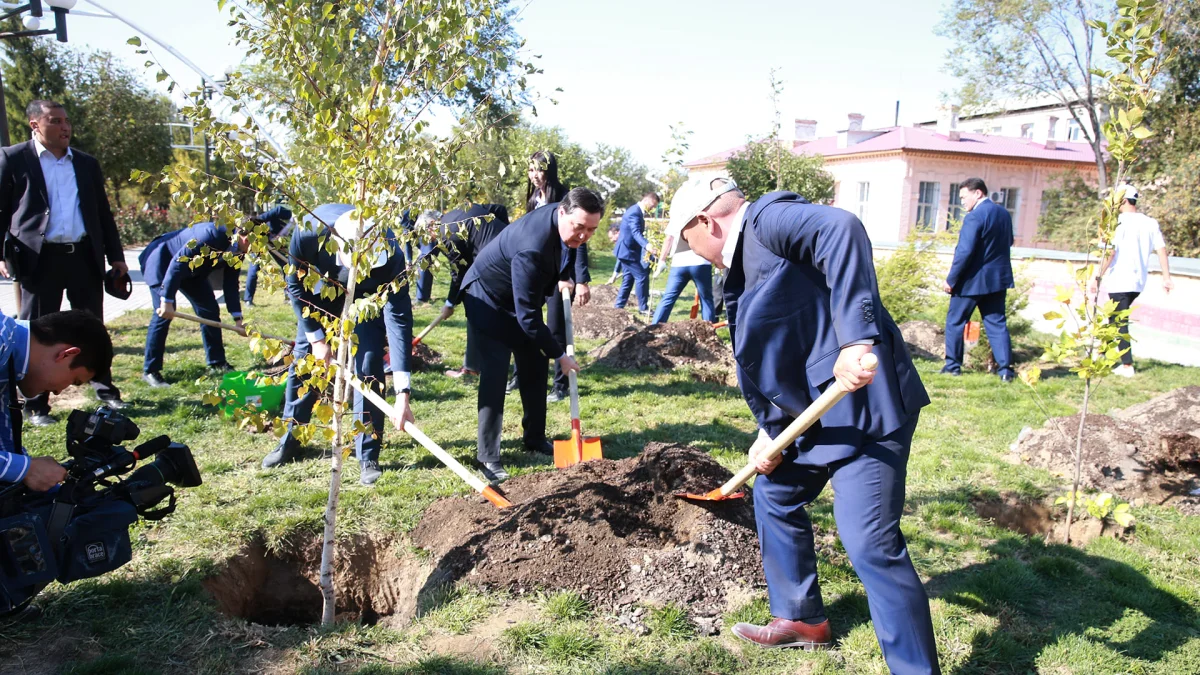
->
xmin=334 ymin=210 xmax=390 ymax=269
xmin=663 ymin=175 xmax=742 ymax=256
xmin=1116 ymin=184 xmax=1139 ymax=201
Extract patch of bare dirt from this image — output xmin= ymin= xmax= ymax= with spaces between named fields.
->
xmin=423 ymin=601 xmax=539 ymax=662
xmin=972 ymin=493 xmax=1117 ymax=544
xmin=900 ymin=320 xmax=945 ymax=361
xmin=589 ymin=321 xmax=737 ymax=386
xmin=1011 ymin=387 xmax=1200 ymax=515
xmin=410 ymin=444 xmax=765 ymax=617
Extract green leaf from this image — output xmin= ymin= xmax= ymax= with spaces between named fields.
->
xmin=127 ymin=36 xmax=142 ymax=46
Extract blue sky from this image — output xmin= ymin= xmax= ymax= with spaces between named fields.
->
xmin=59 ymin=0 xmax=959 ymax=167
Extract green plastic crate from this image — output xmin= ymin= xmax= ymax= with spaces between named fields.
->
xmin=219 ymin=371 xmax=285 ymax=418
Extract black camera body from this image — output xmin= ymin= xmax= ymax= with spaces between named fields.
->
xmin=0 ymin=407 xmax=203 ymax=615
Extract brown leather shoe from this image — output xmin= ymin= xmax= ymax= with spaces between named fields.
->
xmin=731 ymin=618 xmax=832 ymax=650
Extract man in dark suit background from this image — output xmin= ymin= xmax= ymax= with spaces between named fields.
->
xmin=664 ymin=176 xmax=939 ymax=673
xmin=242 ymin=204 xmax=293 ymax=306
xmin=942 ymin=177 xmax=1015 ymax=381
xmin=0 ymin=100 xmax=127 ymax=425
xmin=435 ymin=203 xmax=510 ymax=378
xmin=460 ymin=188 xmax=603 ymax=484
xmin=612 ymin=191 xmax=659 ymax=314
xmin=140 ymin=221 xmax=245 ymax=387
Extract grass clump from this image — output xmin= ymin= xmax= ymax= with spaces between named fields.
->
xmin=725 ymin=595 xmax=772 ymax=627
xmin=418 ymin=585 xmax=499 ymax=635
xmin=543 ymin=625 xmax=602 ymax=661
xmin=646 ymin=603 xmax=694 ymax=640
xmin=500 ymin=621 xmax=550 ymax=654
xmin=540 ymin=590 xmax=592 ymax=621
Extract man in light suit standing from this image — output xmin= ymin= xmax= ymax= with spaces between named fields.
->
xmin=941 ymin=177 xmax=1015 ymax=381
xmin=613 ymin=192 xmax=659 ymax=314
xmin=663 ymin=176 xmax=939 ymax=674
xmin=0 ymin=100 xmax=128 ymax=425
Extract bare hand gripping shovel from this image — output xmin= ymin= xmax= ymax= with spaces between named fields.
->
xmin=553 ymin=293 xmax=603 ymax=469
xmin=347 ymin=378 xmax=513 ymax=509
xmin=676 ymin=353 xmax=879 ymax=502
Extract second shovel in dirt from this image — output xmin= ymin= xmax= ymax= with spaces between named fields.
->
xmin=554 ymin=293 xmax=603 ymax=468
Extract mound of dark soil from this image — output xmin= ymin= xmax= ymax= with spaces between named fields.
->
xmin=573 ymin=303 xmax=644 ymax=341
xmin=589 ymin=321 xmax=737 ymax=386
xmin=900 ymin=320 xmax=945 ymax=361
xmin=410 ymin=342 xmax=443 ymax=372
xmin=410 ymin=444 xmax=765 ymax=615
xmin=588 ymin=284 xmax=621 ymax=307
xmin=1012 ymin=387 xmax=1200 ymax=514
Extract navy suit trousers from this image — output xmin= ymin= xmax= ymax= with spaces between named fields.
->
xmin=615 ymin=258 xmax=650 ymax=312
xmin=464 ymin=291 xmax=549 ymax=463
xmin=144 ymin=280 xmax=227 ymax=374
xmin=280 ymin=307 xmax=317 ymax=436
xmin=754 ymin=414 xmax=939 ymax=674
xmin=243 ymin=261 xmax=260 ymax=303
xmin=415 ymin=242 xmax=436 ymax=302
xmin=352 ymin=314 xmax=390 ymax=464
xmin=944 ymin=291 xmax=1012 ymax=375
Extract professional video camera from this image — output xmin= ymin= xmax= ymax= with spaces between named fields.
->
xmin=0 ymin=407 xmax=203 ymax=615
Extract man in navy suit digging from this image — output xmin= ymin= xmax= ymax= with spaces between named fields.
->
xmin=663 ymin=176 xmax=939 ymax=674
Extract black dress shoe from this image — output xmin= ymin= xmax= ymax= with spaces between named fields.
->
xmin=1000 ymin=372 xmax=1015 ymax=383
xmin=546 ymin=388 xmax=568 ymax=403
xmin=143 ymin=372 xmax=170 ymax=388
xmin=262 ymin=436 xmax=299 ymax=469
xmin=479 ymin=461 xmax=508 ymax=485
xmin=524 ymin=439 xmax=554 ymax=456
xmin=939 ymin=366 xmax=962 ymax=376
xmin=98 ymin=398 xmax=126 ymax=410
xmin=27 ymin=413 xmax=54 ymax=427
xmin=505 ymin=374 xmax=519 ymax=394
xmin=360 ymin=460 xmax=383 ymax=486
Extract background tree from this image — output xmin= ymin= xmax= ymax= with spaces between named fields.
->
xmin=938 ymin=0 xmax=1112 ymax=192
xmin=1 ymin=29 xmax=75 ymax=144
xmin=726 ymin=140 xmax=835 ymax=202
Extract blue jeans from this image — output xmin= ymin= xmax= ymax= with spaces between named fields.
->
xmin=614 ymin=258 xmax=650 ymax=312
xmin=243 ymin=261 xmax=260 ymax=303
xmin=944 ymin=291 xmax=1012 ymax=376
xmin=652 ymin=264 xmax=715 ymax=323
xmin=144 ymin=281 xmax=227 ymax=374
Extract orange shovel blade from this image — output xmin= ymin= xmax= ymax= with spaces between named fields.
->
xmin=481 ymin=485 xmax=514 ymax=508
xmin=554 ymin=433 xmax=603 ymax=469
xmin=674 ymin=488 xmax=746 ymax=502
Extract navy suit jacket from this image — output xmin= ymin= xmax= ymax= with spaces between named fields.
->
xmin=461 ymin=202 xmax=569 ymax=358
xmin=286 ymin=204 xmax=412 ymax=374
xmin=726 ymin=191 xmax=930 ymax=466
xmin=439 ymin=203 xmax=510 ymax=306
xmin=138 ymin=222 xmax=242 ymax=317
xmin=946 ymin=198 xmax=1014 ymax=296
xmin=613 ymin=203 xmax=650 ymax=262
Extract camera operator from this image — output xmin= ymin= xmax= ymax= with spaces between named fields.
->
xmin=0 ymin=310 xmax=114 ymax=491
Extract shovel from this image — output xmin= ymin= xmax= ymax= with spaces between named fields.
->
xmin=348 ymin=377 xmax=513 ymax=508
xmin=412 ymin=307 xmax=450 ymax=346
xmin=553 ymin=293 xmax=603 ymax=469
xmin=172 ymin=310 xmax=296 ymax=346
xmin=689 ymin=291 xmax=701 ymax=319
xmin=676 ymin=353 xmax=878 ymax=502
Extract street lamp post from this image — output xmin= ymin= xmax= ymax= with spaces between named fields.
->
xmin=0 ymin=0 xmax=77 ymax=146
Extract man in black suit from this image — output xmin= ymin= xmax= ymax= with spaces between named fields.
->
xmin=460 ymin=188 xmax=603 ymax=483
xmin=0 ymin=100 xmax=127 ymax=425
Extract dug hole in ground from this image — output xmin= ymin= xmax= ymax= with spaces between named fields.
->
xmin=203 ymin=445 xmax=769 ymax=634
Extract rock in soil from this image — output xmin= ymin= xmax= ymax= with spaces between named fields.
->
xmin=410 ymin=443 xmax=767 ymax=617
xmin=1012 ymin=386 xmax=1200 ymax=515
xmin=899 ymin=320 xmax=945 ymax=361
xmin=589 ymin=321 xmax=737 ymax=386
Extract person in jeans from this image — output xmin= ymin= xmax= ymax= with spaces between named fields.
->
xmin=651 ymin=237 xmax=715 ymax=323
xmin=1091 ymin=185 xmax=1174 ymax=377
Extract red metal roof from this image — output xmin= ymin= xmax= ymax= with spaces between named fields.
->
xmin=684 ymin=126 xmax=1098 ymax=167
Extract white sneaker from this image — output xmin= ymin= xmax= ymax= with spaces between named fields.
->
xmin=1113 ymin=364 xmax=1135 ymax=378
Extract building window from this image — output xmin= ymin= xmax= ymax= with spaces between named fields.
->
xmin=992 ymin=187 xmax=1020 ymax=222
xmin=991 ymin=125 xmax=1003 ymax=135
xmin=915 ymin=182 xmax=941 ymax=232
xmin=1021 ymin=123 xmax=1034 ymax=139
xmin=857 ymin=182 xmax=870 ymax=223
xmin=1047 ymin=117 xmax=1058 ymax=139
xmin=947 ymin=182 xmax=964 ymax=230
xmin=1066 ymin=119 xmax=1083 ymax=141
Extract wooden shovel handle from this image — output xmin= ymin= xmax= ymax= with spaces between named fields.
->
xmin=413 ymin=310 xmax=448 ymax=346
xmin=173 ymin=310 xmax=295 ymax=346
xmin=716 ymin=353 xmax=879 ymax=498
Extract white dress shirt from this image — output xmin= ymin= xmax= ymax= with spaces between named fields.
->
xmin=34 ymin=138 xmax=86 ymax=244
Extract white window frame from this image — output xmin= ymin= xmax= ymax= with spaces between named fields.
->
xmin=915 ymin=181 xmax=941 ymax=232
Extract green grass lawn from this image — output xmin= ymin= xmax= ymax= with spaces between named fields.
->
xmin=5 ymin=251 xmax=1200 ymax=674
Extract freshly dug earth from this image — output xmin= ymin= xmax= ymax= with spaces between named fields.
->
xmin=410 ymin=342 xmax=444 ymax=372
xmin=1012 ymin=386 xmax=1200 ymax=515
xmin=589 ymin=320 xmax=737 ymax=386
xmin=411 ymin=444 xmax=766 ymax=616
xmin=573 ymin=303 xmax=645 ymax=341
xmin=900 ymin=320 xmax=945 ymax=361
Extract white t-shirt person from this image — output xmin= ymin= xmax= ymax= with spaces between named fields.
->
xmin=1103 ymin=211 xmax=1168 ymax=294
